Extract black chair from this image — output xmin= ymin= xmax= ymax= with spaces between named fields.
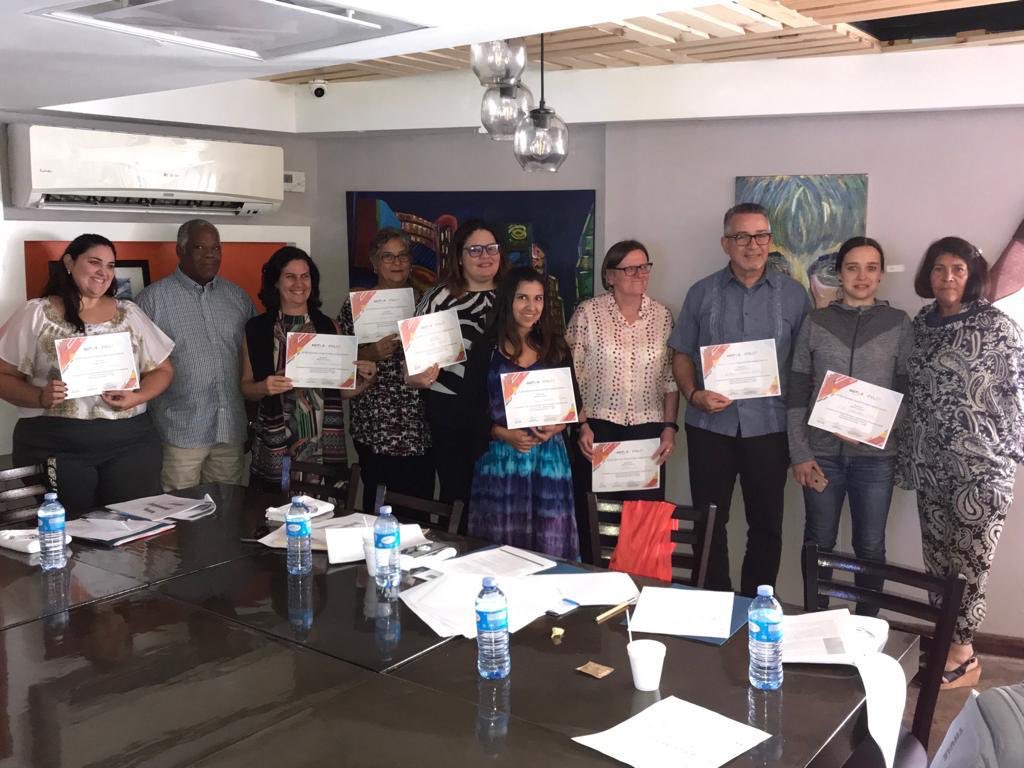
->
xmin=585 ymin=493 xmax=716 ymax=588
xmin=374 ymin=485 xmax=463 ymax=535
xmin=286 ymin=461 xmax=360 ymax=511
xmin=0 ymin=462 xmax=53 ymax=527
xmin=803 ymin=543 xmax=966 ymax=767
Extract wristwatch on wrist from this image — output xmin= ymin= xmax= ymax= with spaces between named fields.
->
xmin=663 ymin=422 xmax=679 ymax=432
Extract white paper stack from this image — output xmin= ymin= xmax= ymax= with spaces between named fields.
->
xmin=529 ymin=572 xmax=639 ymax=606
xmin=66 ymin=516 xmax=175 ymax=546
xmin=628 ymin=586 xmax=735 ymax=639
xmin=258 ymin=512 xmax=375 ymax=552
xmin=323 ymin=522 xmax=429 ymax=564
xmin=265 ymin=496 xmax=335 ymax=522
xmin=430 ymin=545 xmax=555 ymax=578
xmin=107 ymin=493 xmax=215 ymax=522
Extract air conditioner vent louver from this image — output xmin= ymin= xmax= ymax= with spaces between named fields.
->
xmin=40 ymin=194 xmax=246 ymax=212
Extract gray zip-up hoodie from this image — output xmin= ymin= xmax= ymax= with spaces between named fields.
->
xmin=786 ymin=300 xmax=912 ymax=464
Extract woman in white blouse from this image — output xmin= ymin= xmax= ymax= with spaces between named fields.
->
xmin=0 ymin=234 xmax=174 ymax=516
xmin=568 ymin=240 xmax=678 ymax=503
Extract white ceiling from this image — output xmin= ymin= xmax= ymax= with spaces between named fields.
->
xmin=0 ymin=0 xmax=692 ymax=111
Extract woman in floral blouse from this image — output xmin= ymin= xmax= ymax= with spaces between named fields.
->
xmin=900 ymin=236 xmax=1024 ymax=690
xmin=0 ymin=234 xmax=174 ymax=515
xmin=340 ymin=228 xmax=432 ymax=513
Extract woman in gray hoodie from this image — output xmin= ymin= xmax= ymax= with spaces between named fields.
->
xmin=787 ymin=237 xmax=912 ymax=615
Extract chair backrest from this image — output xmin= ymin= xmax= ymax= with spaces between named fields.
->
xmin=287 ymin=462 xmax=360 ymax=511
xmin=802 ymin=543 xmax=966 ymax=751
xmin=586 ymin=493 xmax=717 ymax=588
xmin=0 ymin=463 xmax=51 ymax=527
xmin=375 ymin=484 xmax=463 ymax=535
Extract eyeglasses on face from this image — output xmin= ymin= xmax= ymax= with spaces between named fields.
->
xmin=724 ymin=232 xmax=772 ymax=246
xmin=463 ymin=243 xmax=501 ymax=258
xmin=379 ymin=251 xmax=411 ymax=264
xmin=610 ymin=263 xmax=653 ymax=277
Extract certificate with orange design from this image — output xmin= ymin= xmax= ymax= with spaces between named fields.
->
xmin=807 ymin=370 xmax=903 ymax=449
xmin=55 ymin=332 xmax=139 ymax=400
xmin=591 ymin=438 xmax=661 ymax=492
xmin=284 ymin=332 xmax=358 ymax=390
xmin=350 ymin=287 xmax=415 ymax=343
xmin=397 ymin=310 xmax=466 ymax=375
xmin=500 ymin=367 xmax=578 ymax=430
xmin=699 ymin=339 xmax=780 ymax=400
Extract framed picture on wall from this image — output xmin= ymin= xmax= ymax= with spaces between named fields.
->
xmin=45 ymin=259 xmax=151 ymax=300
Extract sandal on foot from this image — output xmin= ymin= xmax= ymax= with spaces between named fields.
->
xmin=940 ymin=657 xmax=980 ymax=690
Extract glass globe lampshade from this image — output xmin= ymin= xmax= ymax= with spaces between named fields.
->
xmin=512 ymin=106 xmax=569 ymax=172
xmin=481 ymin=83 xmax=534 ymax=141
xmin=470 ymin=39 xmax=527 ymax=86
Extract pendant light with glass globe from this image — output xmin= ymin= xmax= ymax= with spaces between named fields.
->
xmin=512 ymin=33 xmax=568 ymax=172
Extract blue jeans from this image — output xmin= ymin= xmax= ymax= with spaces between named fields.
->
xmin=802 ymin=454 xmax=895 ymax=616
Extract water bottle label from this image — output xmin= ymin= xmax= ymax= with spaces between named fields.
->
xmin=286 ymin=519 xmax=311 ymax=537
xmin=748 ymin=619 xmax=782 ymax=642
xmin=476 ymin=608 xmax=508 ymax=633
xmin=39 ymin=515 xmax=65 ymax=534
xmin=375 ymin=532 xmax=399 ymax=549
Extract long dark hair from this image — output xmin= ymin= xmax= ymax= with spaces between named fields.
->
xmin=41 ymin=234 xmax=116 ymax=333
xmin=485 ymin=266 xmax=567 ymax=365
xmin=443 ymin=218 xmax=506 ymax=299
xmin=258 ymin=246 xmax=322 ymax=312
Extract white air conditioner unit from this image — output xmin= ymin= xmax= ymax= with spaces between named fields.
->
xmin=9 ymin=125 xmax=284 ymax=216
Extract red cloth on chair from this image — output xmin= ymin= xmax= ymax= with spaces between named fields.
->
xmin=609 ymin=500 xmax=678 ymax=582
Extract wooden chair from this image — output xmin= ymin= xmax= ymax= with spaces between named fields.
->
xmin=585 ymin=493 xmax=717 ymax=588
xmin=286 ymin=461 xmax=360 ymax=511
xmin=374 ymin=484 xmax=463 ymax=535
xmin=0 ymin=462 xmax=53 ymax=527
xmin=802 ymin=543 xmax=966 ymax=767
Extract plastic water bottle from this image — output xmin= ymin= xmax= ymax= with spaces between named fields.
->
xmin=748 ymin=584 xmax=784 ymax=690
xmin=37 ymin=492 xmax=67 ymax=571
xmin=374 ymin=505 xmax=400 ymax=590
xmin=285 ymin=496 xmax=312 ymax=575
xmin=476 ymin=576 xmax=510 ymax=680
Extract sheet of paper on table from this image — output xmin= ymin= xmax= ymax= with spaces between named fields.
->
xmin=430 ymin=545 xmax=555 ymax=578
xmin=258 ymin=512 xmax=375 ymax=552
xmin=628 ymin=586 xmax=734 ymax=639
xmin=400 ymin=573 xmax=562 ymax=639
xmin=265 ymin=496 xmax=335 ymax=522
xmin=323 ymin=523 xmax=428 ymax=564
xmin=529 ymin=572 xmax=639 ymax=606
xmin=107 ymin=493 xmax=213 ymax=522
xmin=66 ymin=516 xmax=175 ymax=546
xmin=573 ymin=695 xmax=770 ymax=768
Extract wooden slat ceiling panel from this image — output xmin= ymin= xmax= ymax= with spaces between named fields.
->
xmin=267 ymin=0 xmax=1024 ymax=83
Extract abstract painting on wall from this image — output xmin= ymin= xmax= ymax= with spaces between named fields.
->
xmin=347 ymin=190 xmax=597 ymax=329
xmin=735 ymin=174 xmax=868 ymax=307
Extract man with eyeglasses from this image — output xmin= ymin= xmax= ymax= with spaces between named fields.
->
xmin=136 ymin=219 xmax=256 ymax=490
xmin=669 ymin=202 xmax=811 ymax=596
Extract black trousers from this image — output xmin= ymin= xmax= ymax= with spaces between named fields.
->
xmin=13 ymin=414 xmax=163 ymax=518
xmin=424 ymin=391 xmax=476 ymax=531
xmin=353 ymin=439 xmax=435 ymax=514
xmin=571 ymin=419 xmax=667 ymax=564
xmin=685 ymin=425 xmax=789 ymax=597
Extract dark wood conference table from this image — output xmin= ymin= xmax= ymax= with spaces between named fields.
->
xmin=0 ymin=483 xmax=919 ymax=767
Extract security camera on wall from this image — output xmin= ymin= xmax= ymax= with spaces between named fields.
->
xmin=309 ymin=79 xmax=327 ymax=98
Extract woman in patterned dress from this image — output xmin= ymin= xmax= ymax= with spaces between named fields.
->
xmin=0 ymin=233 xmax=174 ymax=515
xmin=339 ymin=228 xmax=432 ymax=513
xmin=241 ymin=247 xmax=376 ymax=492
xmin=900 ymin=236 xmax=1024 ymax=689
xmin=464 ymin=266 xmax=579 ymax=559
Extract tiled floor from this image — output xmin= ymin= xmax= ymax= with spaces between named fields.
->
xmin=904 ymin=653 xmax=1024 ymax=759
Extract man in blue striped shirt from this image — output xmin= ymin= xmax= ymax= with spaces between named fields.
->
xmin=136 ymin=220 xmax=256 ymax=489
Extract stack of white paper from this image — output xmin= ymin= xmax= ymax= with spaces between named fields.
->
xmin=430 ymin=545 xmax=555 ymax=578
xmin=628 ymin=586 xmax=734 ymax=639
xmin=323 ymin=523 xmax=429 ymax=564
xmin=258 ymin=512 xmax=375 ymax=552
xmin=529 ymin=572 xmax=639 ymax=606
xmin=573 ymin=695 xmax=770 ymax=768
xmin=399 ymin=573 xmax=561 ymax=638
xmin=265 ymin=496 xmax=335 ymax=522
xmin=66 ymin=516 xmax=175 ymax=546
xmin=107 ymin=493 xmax=213 ymax=522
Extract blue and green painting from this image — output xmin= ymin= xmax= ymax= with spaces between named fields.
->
xmin=735 ymin=174 xmax=868 ymax=307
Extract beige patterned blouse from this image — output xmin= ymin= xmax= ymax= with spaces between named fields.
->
xmin=0 ymin=298 xmax=174 ymax=421
xmin=567 ymin=292 xmax=677 ymax=426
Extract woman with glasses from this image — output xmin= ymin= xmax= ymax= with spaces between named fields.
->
xmin=409 ymin=219 xmax=505 ymax=510
xmin=464 ymin=266 xmax=579 ymax=559
xmin=787 ymin=237 xmax=912 ymax=615
xmin=339 ymin=228 xmax=433 ymax=513
xmin=568 ymin=240 xmax=678 ymax=508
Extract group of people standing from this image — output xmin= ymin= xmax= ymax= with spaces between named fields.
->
xmin=0 ymin=206 xmax=1019 ymax=692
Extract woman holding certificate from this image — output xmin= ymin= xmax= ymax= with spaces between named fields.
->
xmin=899 ymin=236 xmax=1024 ymax=689
xmin=241 ymin=247 xmax=376 ymax=491
xmin=411 ymin=219 xmax=505 ymax=510
xmin=339 ymin=228 xmax=433 ymax=514
xmin=0 ymin=234 xmax=174 ymax=516
xmin=786 ymin=237 xmax=912 ymax=615
xmin=463 ymin=266 xmax=579 ymax=560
